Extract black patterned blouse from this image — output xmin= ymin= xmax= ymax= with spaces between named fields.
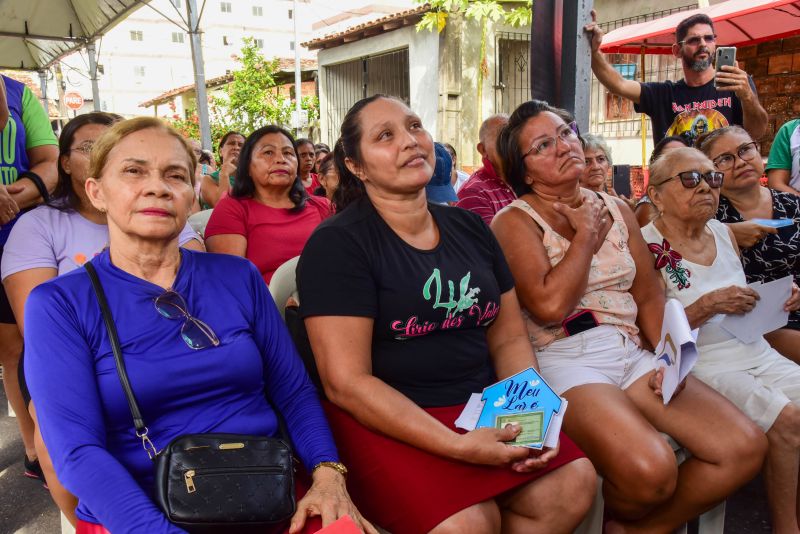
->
xmin=716 ymin=189 xmax=800 ymax=328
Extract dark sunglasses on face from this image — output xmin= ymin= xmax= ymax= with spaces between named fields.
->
xmin=712 ymin=142 xmax=760 ymax=171
xmin=679 ymin=34 xmax=716 ymax=47
xmin=667 ymin=170 xmax=724 ymax=189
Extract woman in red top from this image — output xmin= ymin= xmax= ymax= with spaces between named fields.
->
xmin=205 ymin=126 xmax=331 ymax=283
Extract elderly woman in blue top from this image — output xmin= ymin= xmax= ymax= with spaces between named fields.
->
xmin=22 ymin=117 xmax=373 ymax=534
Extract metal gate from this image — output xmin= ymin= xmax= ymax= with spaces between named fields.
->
xmin=324 ymin=48 xmax=410 ymax=145
xmin=495 ymin=32 xmax=531 ymax=115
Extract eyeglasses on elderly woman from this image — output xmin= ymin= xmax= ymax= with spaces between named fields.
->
xmin=711 ymin=141 xmax=760 ymax=171
xmin=666 ymin=170 xmax=724 ymax=189
xmin=523 ymin=121 xmax=580 ymax=159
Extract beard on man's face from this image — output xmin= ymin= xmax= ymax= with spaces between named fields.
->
xmin=682 ymin=46 xmax=712 ymax=72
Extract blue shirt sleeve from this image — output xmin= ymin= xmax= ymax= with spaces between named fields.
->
xmin=24 ymin=281 xmax=186 ymax=534
xmin=246 ymin=263 xmax=339 ymax=472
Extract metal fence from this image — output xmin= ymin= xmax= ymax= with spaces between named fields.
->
xmin=323 ymin=48 xmax=410 ymax=145
xmin=589 ymin=4 xmax=698 ymax=138
xmin=491 ymin=5 xmax=698 ymax=138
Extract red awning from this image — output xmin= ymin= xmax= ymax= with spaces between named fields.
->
xmin=600 ymin=0 xmax=800 ymax=55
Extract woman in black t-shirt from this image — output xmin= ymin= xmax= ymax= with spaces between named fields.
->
xmin=297 ymin=95 xmax=596 ymax=534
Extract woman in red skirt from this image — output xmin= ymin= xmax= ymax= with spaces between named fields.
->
xmin=296 ymin=95 xmax=596 ymax=534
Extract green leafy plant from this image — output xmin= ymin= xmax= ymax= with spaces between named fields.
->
xmin=416 ymin=1 xmax=531 ymax=117
xmin=164 ymin=38 xmax=320 ymax=147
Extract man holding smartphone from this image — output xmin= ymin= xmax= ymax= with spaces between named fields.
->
xmin=585 ymin=12 xmax=767 ymax=145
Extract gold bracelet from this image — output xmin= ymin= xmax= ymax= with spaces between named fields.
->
xmin=313 ymin=461 xmax=348 ymax=478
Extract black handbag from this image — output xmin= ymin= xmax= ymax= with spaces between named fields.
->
xmin=84 ymin=262 xmax=296 ymax=531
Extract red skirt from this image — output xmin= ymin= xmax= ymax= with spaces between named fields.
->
xmin=75 ymin=475 xmax=322 ymax=534
xmin=323 ymin=401 xmax=585 ymax=534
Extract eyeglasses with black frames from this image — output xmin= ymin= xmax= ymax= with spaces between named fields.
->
xmin=711 ymin=142 xmax=760 ymax=172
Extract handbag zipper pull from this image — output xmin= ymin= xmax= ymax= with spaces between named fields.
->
xmin=184 ymin=470 xmax=196 ymax=493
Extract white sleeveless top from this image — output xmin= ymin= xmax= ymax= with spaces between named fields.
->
xmin=641 ymin=219 xmax=744 ymax=345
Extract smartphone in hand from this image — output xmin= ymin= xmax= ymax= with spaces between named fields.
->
xmin=714 ymin=47 xmax=737 ymax=89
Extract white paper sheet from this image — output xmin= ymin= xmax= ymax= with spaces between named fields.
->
xmin=720 ymin=276 xmax=792 ymax=344
xmin=654 ymin=299 xmax=699 ymax=404
xmin=454 ymin=393 xmax=485 ymax=431
xmin=542 ymin=399 xmax=567 ymax=449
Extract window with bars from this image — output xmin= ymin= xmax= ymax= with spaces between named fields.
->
xmin=220 ymin=2 xmax=231 ymax=13
xmin=323 ymin=49 xmax=410 ymax=146
xmin=130 ymin=30 xmax=143 ymax=41
xmin=133 ymin=66 xmax=146 ymax=77
xmin=171 ymin=32 xmax=185 ymax=44
xmin=494 ymin=32 xmax=531 ymax=115
xmin=253 ymin=6 xmax=263 ymax=16
xmin=254 ymin=39 xmax=264 ymax=49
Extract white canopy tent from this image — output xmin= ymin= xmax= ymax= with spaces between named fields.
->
xmin=0 ymin=0 xmax=146 ymax=70
xmin=0 ymin=0 xmax=216 ymax=149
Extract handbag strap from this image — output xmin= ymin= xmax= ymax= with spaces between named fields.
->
xmin=84 ymin=261 xmax=293 ymax=456
xmin=84 ymin=262 xmax=159 ymax=459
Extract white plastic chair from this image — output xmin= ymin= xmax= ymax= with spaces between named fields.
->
xmin=268 ymin=256 xmax=300 ymax=320
xmin=187 ymin=209 xmax=213 ymax=237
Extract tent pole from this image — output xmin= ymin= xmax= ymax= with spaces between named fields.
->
xmin=640 ymin=46 xmax=646 ymax=170
xmin=293 ymin=0 xmax=302 ymax=136
xmin=87 ymin=42 xmax=101 ymax=111
xmin=186 ymin=0 xmax=212 ymax=151
xmin=37 ymin=70 xmax=48 ymax=117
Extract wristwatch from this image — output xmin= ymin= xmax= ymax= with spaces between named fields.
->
xmin=313 ymin=461 xmax=348 ymax=478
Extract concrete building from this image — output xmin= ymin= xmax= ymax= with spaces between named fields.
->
xmin=53 ymin=0 xmax=413 ymax=117
xmin=309 ymin=1 xmax=760 ymax=172
xmin=305 ymin=5 xmax=535 ymax=171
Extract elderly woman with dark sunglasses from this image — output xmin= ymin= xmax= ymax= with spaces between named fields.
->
xmin=22 ymin=117 xmax=373 ymax=534
xmin=641 ymin=146 xmax=800 ymax=533
xmin=697 ymin=126 xmax=800 ymax=366
xmin=492 ymin=101 xmax=763 ymax=533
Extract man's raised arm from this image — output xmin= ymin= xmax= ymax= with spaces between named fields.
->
xmin=584 ymin=10 xmax=642 ymax=104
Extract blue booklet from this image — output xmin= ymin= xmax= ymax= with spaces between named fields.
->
xmin=456 ymin=367 xmax=566 ymax=450
xmin=751 ymin=218 xmax=795 ymax=228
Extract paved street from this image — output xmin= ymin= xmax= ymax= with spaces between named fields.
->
xmin=0 ymin=375 xmax=775 ymax=533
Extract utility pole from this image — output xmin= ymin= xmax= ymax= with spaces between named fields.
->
xmin=531 ymin=0 xmax=593 ymax=131
xmin=86 ymin=42 xmax=101 ymax=111
xmin=187 ymin=0 xmax=212 ymax=150
xmin=293 ymin=0 xmax=303 ymax=137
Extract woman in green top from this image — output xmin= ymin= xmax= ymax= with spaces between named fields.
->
xmin=200 ymin=131 xmax=244 ymax=209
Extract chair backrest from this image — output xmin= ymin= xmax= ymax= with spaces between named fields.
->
xmin=268 ymin=256 xmax=300 ymax=320
xmin=188 ymin=209 xmax=213 ymax=236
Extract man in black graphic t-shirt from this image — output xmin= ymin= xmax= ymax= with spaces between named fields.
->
xmin=584 ymin=11 xmax=768 ymax=145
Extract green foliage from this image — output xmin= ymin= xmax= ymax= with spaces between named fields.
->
xmin=216 ymin=37 xmax=291 ymax=133
xmin=416 ymin=0 xmax=532 ymax=33
xmin=164 ymin=38 xmax=320 ymax=147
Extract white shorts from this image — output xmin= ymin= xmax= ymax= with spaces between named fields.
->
xmin=535 ymin=325 xmax=656 ymax=395
xmin=692 ymin=336 xmax=800 ymax=432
